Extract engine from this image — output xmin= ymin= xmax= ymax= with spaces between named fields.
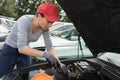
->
xmin=3 ymin=59 xmax=118 ymax=80
xmin=45 ymin=60 xmax=113 ymax=80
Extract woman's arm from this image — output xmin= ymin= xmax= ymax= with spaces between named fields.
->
xmin=43 ymin=30 xmax=58 ymax=58
xmin=48 ymin=48 xmax=58 ymax=59
xmin=19 ymin=45 xmax=44 ymax=56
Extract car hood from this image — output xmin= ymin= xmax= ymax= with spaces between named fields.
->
xmin=56 ymin=0 xmax=120 ymax=56
xmin=0 ymin=25 xmax=10 ymax=33
xmin=29 ymin=35 xmax=77 ymax=48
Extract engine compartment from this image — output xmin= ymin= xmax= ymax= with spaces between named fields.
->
xmin=45 ymin=60 xmax=112 ymax=80
xmin=3 ymin=58 xmax=120 ymax=80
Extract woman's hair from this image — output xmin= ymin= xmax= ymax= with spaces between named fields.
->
xmin=36 ymin=12 xmax=44 ymax=17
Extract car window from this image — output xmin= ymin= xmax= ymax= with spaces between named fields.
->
xmin=5 ymin=20 xmax=15 ymax=28
xmin=71 ymin=29 xmax=78 ymax=36
xmin=52 ymin=25 xmax=74 ymax=31
xmin=50 ymin=24 xmax=76 ymax=37
xmin=0 ymin=18 xmax=15 ymax=30
xmin=60 ymin=28 xmax=79 ymax=41
xmin=61 ymin=28 xmax=73 ymax=38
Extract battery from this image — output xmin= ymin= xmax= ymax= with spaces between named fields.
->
xmin=73 ymin=61 xmax=99 ymax=80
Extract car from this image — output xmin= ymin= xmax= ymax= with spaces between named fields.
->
xmin=0 ymin=15 xmax=15 ymax=20
xmin=0 ymin=18 xmax=16 ymax=51
xmin=2 ymin=0 xmax=120 ymax=79
xmin=0 ymin=18 xmax=16 ymax=30
xmin=29 ymin=22 xmax=93 ymax=63
xmin=0 ymin=25 xmax=8 ymax=50
xmin=50 ymin=22 xmax=75 ymax=36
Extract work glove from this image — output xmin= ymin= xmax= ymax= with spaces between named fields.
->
xmin=43 ymin=52 xmax=68 ymax=75
xmin=57 ymin=59 xmax=68 ymax=75
xmin=43 ymin=51 xmax=58 ymax=67
xmin=57 ymin=60 xmax=76 ymax=77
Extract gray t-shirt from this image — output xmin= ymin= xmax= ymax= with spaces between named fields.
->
xmin=5 ymin=15 xmax=53 ymax=52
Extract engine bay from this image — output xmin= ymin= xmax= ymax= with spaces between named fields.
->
xmin=29 ymin=59 xmax=120 ymax=80
xmin=44 ymin=60 xmax=114 ymax=80
xmin=3 ymin=57 xmax=120 ymax=80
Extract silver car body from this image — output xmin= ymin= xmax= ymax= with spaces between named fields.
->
xmin=29 ymin=22 xmax=93 ymax=59
xmin=0 ymin=18 xmax=16 ymax=50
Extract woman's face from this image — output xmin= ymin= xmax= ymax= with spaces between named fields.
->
xmin=38 ymin=14 xmax=53 ymax=30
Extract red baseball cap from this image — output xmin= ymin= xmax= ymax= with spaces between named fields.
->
xmin=37 ymin=2 xmax=60 ymax=22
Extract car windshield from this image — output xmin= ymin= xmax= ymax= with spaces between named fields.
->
xmin=49 ymin=23 xmax=93 ymax=59
xmin=50 ymin=22 xmax=75 ymax=36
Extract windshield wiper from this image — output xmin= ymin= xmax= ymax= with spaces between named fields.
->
xmin=106 ymin=58 xmax=120 ymax=67
xmin=107 ymin=58 xmax=115 ymax=65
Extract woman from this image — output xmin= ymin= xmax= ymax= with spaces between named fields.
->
xmin=0 ymin=2 xmax=61 ymax=78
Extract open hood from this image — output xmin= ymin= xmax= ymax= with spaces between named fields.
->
xmin=56 ymin=0 xmax=120 ymax=56
xmin=2 ymin=1 xmax=120 ymax=79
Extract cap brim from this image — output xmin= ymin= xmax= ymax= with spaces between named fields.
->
xmin=44 ymin=14 xmax=60 ymax=22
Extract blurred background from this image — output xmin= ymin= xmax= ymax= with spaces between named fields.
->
xmin=0 ymin=0 xmax=71 ymax=22
xmin=0 ymin=0 xmax=93 ymax=63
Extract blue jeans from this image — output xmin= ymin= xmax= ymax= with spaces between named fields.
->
xmin=0 ymin=43 xmax=31 ymax=78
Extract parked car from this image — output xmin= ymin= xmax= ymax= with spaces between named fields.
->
xmin=0 ymin=15 xmax=15 ymax=20
xmin=0 ymin=18 xmax=16 ymax=51
xmin=3 ymin=1 xmax=120 ymax=79
xmin=29 ymin=22 xmax=93 ymax=63
xmin=50 ymin=22 xmax=75 ymax=36
xmin=0 ymin=25 xmax=9 ymax=50
xmin=0 ymin=18 xmax=16 ymax=30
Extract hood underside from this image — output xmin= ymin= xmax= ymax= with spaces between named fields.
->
xmin=56 ymin=0 xmax=120 ymax=56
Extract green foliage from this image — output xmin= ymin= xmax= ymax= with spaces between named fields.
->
xmin=15 ymin=0 xmax=42 ymax=19
xmin=0 ymin=0 xmax=18 ymax=18
xmin=0 ymin=0 xmax=70 ymax=22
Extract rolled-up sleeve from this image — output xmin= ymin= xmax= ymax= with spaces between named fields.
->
xmin=17 ymin=16 xmax=29 ymax=52
xmin=43 ymin=30 xmax=53 ymax=51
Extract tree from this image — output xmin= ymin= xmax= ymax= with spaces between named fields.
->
xmin=16 ymin=0 xmax=42 ymax=19
xmin=0 ymin=0 xmax=70 ymax=22
xmin=0 ymin=0 xmax=18 ymax=18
